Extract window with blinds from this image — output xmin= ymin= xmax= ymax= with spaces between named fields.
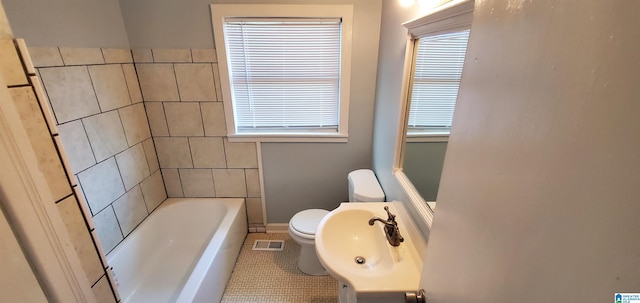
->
xmin=224 ymin=18 xmax=342 ymax=133
xmin=407 ymin=29 xmax=470 ymax=135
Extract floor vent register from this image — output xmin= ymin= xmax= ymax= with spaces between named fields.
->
xmin=252 ymin=240 xmax=285 ymax=251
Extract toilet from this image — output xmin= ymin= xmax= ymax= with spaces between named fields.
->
xmin=288 ymin=169 xmax=385 ymax=275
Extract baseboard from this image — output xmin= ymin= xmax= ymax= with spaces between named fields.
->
xmin=265 ymin=223 xmax=289 ymax=233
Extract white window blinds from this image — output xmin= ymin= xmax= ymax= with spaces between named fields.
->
xmin=224 ymin=18 xmax=342 ymax=133
xmin=407 ymin=29 xmax=470 ymax=134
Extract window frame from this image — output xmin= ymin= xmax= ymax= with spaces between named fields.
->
xmin=210 ymin=4 xmax=353 ymax=143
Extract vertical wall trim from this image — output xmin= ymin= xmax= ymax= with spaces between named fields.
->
xmin=256 ymin=141 xmax=268 ymax=226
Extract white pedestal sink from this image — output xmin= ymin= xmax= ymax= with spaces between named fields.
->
xmin=315 ymin=202 xmax=421 ymax=303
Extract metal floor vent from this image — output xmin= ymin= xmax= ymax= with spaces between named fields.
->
xmin=252 ymin=240 xmax=285 ymax=251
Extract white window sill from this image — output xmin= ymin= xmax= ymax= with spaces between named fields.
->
xmin=227 ymin=133 xmax=348 ymax=143
xmin=406 ymin=133 xmax=449 ymax=143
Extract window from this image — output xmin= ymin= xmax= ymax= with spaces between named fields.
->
xmin=211 ymin=5 xmax=353 ymax=142
xmin=407 ymin=29 xmax=470 ymax=135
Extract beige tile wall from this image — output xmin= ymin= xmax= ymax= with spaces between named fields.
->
xmin=6 ymin=40 xmax=119 ymax=303
xmin=32 ymin=47 xmax=168 ymax=256
xmin=134 ymin=48 xmax=264 ymax=227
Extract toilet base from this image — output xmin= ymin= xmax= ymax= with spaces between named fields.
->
xmin=297 ymin=243 xmax=327 ymax=276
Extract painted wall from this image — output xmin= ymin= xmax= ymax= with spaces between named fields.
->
xmin=421 ymin=0 xmax=640 ymax=301
xmin=1 ymin=0 xmax=129 ymax=47
xmin=260 ymin=0 xmax=382 ymax=223
xmin=371 ymin=0 xmax=450 ymax=235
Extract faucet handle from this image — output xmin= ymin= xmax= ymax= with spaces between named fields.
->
xmin=383 ymin=206 xmax=396 ymax=221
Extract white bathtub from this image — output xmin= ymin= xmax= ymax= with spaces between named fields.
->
xmin=107 ymin=198 xmax=247 ymax=303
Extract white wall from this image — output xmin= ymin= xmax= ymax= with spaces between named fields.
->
xmin=421 ymin=0 xmax=640 ymax=301
xmin=1 ymin=0 xmax=129 ymax=47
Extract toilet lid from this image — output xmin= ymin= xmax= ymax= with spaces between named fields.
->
xmin=290 ymin=209 xmax=330 ymax=235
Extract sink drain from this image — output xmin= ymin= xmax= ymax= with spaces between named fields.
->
xmin=354 ymin=256 xmax=366 ymax=265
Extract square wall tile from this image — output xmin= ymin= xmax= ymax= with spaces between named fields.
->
xmin=174 ymin=64 xmax=216 ymax=101
xmin=92 ymin=275 xmax=116 ymax=303
xmin=57 ymin=120 xmax=96 ymax=174
xmin=39 ymin=66 xmax=100 ymax=124
xmin=245 ymin=169 xmax=261 ymax=198
xmin=142 ymin=138 xmax=159 ymax=172
xmin=57 ymin=196 xmax=104 ymax=284
xmin=9 ymin=87 xmax=71 ymax=201
xmin=164 ymin=102 xmax=204 ymax=136
xmin=140 ymin=170 xmax=167 ymax=212
xmin=154 ymin=137 xmax=193 ymax=168
xmin=179 ymin=169 xmax=215 ymax=197
xmin=161 ymin=169 xmax=183 ymax=197
xmin=122 ymin=64 xmax=142 ymax=103
xmin=59 ymin=48 xmax=104 ymax=65
xmin=28 ymin=47 xmax=63 ymax=67
xmin=118 ymin=103 xmax=151 ymax=146
xmin=152 ymin=49 xmax=191 ymax=62
xmin=132 ymin=49 xmax=153 ymax=63
xmin=115 ymin=144 xmax=150 ymax=191
xmin=246 ymin=197 xmax=263 ymax=225
xmin=201 ymin=102 xmax=227 ymax=136
xmin=189 ymin=137 xmax=226 ymax=168
xmin=88 ymin=65 xmax=131 ymax=111
xmin=213 ymin=169 xmax=246 ymax=197
xmin=224 ymin=139 xmax=258 ymax=168
xmin=77 ymin=158 xmax=125 ymax=215
xmin=112 ymin=187 xmax=148 ymax=236
xmin=102 ymin=48 xmax=133 ymax=64
xmin=83 ymin=111 xmax=128 ymax=162
xmin=191 ymin=49 xmax=217 ymax=63
xmin=136 ymin=64 xmax=179 ymax=101
xmin=0 ymin=39 xmax=28 ymax=86
xmin=144 ymin=102 xmax=169 ymax=136
xmin=92 ymin=206 xmax=123 ymax=254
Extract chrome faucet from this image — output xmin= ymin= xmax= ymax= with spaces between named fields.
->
xmin=368 ymin=206 xmax=404 ymax=247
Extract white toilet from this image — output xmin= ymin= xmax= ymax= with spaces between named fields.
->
xmin=288 ymin=169 xmax=385 ymax=275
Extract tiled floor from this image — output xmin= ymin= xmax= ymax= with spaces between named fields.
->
xmin=221 ymin=233 xmax=339 ymax=303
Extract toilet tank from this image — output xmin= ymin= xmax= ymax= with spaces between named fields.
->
xmin=348 ymin=169 xmax=385 ymax=202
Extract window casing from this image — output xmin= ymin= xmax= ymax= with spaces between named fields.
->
xmin=211 ymin=5 xmax=353 ymax=142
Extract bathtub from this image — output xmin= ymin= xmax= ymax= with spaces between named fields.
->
xmin=107 ymin=198 xmax=247 ymax=303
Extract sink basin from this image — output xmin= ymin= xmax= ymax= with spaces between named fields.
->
xmin=315 ymin=202 xmax=421 ymax=295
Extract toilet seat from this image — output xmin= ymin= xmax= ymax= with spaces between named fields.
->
xmin=289 ymin=209 xmax=329 ymax=240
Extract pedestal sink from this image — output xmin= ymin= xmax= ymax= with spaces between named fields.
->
xmin=315 ymin=202 xmax=421 ymax=302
